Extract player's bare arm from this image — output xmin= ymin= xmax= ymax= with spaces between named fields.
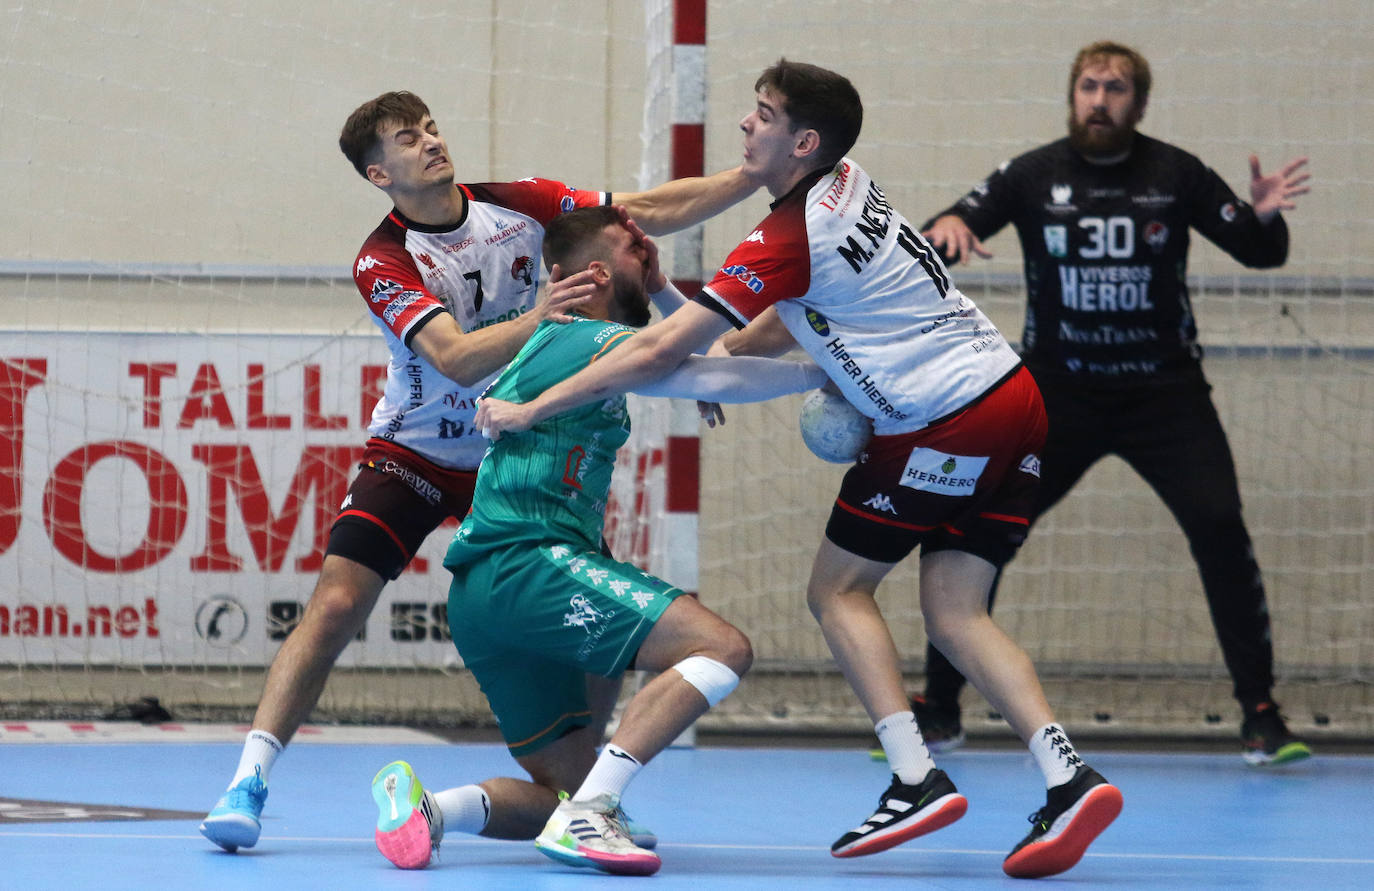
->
xmin=476 ymin=301 xmax=732 ymax=438
xmin=921 ymin=214 xmax=992 ymax=265
xmin=1249 ymin=154 xmax=1311 ymax=224
xmin=611 ymin=166 xmax=757 ymax=236
xmin=717 ymin=305 xmax=798 ymax=358
xmin=615 ymin=217 xmax=729 ymax=427
xmin=409 ymin=272 xmax=593 ymax=387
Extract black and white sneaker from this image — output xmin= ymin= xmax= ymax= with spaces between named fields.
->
xmin=1242 ymin=702 xmax=1312 ymax=766
xmin=1002 ymin=765 xmax=1122 ymax=878
xmin=911 ymin=694 xmax=965 ymax=753
xmin=830 ymin=769 xmax=967 ymax=858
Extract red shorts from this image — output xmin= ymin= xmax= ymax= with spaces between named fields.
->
xmin=825 ymin=366 xmax=1047 ymax=566
xmin=327 ymin=438 xmax=477 ymax=580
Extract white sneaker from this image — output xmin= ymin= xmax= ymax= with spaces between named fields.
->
xmin=534 ymin=792 xmax=661 ymax=876
xmin=371 ymin=760 xmax=443 ymax=869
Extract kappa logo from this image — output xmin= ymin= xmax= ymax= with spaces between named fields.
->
xmin=356 ymin=255 xmax=383 ymax=276
xmin=745 ymin=229 xmax=766 ymax=244
xmin=549 ymin=545 xmax=572 ymax=559
xmin=584 ymin=568 xmax=610 ymax=586
xmin=608 ymin=579 xmax=632 ymax=598
xmin=863 ymin=493 xmax=898 ymax=515
xmin=631 ymin=590 xmax=656 ymax=609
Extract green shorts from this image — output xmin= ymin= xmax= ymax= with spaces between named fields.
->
xmin=446 ymin=541 xmax=684 ymax=757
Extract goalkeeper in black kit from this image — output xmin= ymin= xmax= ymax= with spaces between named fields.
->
xmin=914 ymin=39 xmax=1313 ymax=766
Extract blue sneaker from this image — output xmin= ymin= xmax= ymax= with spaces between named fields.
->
xmin=200 ymin=766 xmax=268 ymax=852
xmin=618 ymin=808 xmax=657 ymax=850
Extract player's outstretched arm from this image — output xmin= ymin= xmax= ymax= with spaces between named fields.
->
xmin=633 ymin=354 xmax=826 ymax=403
xmin=409 ymin=271 xmax=593 ymax=387
xmin=475 ymin=301 xmax=732 ymax=439
xmin=1249 ymin=154 xmax=1310 ymax=224
xmin=612 ymin=167 xmax=758 ymax=236
xmin=717 ymin=306 xmax=798 ymax=358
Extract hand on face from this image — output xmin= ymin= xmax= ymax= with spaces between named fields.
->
xmin=538 ymin=265 xmax=598 ymax=323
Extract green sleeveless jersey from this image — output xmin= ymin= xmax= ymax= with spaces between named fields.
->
xmin=445 ymin=317 xmax=635 ymax=566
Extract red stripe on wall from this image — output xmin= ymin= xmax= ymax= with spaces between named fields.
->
xmin=671 ymin=123 xmax=705 ymax=180
xmin=665 ymin=436 xmax=700 ymax=513
xmin=673 ymin=0 xmax=706 ymax=44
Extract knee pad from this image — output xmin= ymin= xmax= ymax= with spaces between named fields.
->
xmin=672 ymin=655 xmax=740 ymax=707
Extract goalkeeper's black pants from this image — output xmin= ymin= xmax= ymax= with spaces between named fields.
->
xmin=922 ymin=372 xmax=1276 ymax=713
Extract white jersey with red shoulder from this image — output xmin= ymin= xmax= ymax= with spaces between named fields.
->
xmin=701 ymin=158 xmax=1020 ymax=435
xmin=352 ymin=178 xmax=607 ymax=469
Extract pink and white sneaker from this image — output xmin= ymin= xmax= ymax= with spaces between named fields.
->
xmin=371 ymin=760 xmax=443 ymax=869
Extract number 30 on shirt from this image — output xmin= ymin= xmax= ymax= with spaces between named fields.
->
xmin=1077 ymin=215 xmax=1135 ymax=259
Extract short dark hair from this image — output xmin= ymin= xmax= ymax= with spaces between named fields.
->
xmin=1068 ymin=41 xmax=1152 ymax=109
xmin=754 ymin=58 xmax=863 ymax=169
xmin=541 ymin=206 xmax=622 ymax=273
xmin=339 ymin=91 xmax=432 ymax=178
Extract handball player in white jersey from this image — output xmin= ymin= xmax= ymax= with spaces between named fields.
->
xmin=475 ymin=60 xmax=1122 ymax=879
xmin=199 ymin=89 xmax=758 ymax=854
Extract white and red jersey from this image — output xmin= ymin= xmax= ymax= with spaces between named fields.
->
xmin=352 ymin=178 xmax=607 ymax=469
xmin=701 ymin=158 xmax=1020 ymax=435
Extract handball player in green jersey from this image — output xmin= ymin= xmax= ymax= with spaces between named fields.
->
xmin=372 ymin=206 xmax=827 ymax=876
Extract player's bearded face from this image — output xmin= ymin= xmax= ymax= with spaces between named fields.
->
xmin=1067 ymin=59 xmax=1143 ymax=158
xmin=1068 ymin=107 xmax=1138 ymax=157
xmin=612 ymin=271 xmax=651 ymax=328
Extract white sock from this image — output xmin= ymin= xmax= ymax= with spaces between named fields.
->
xmin=876 ymin=710 xmax=937 ymax=784
xmin=573 ymin=743 xmax=643 ymax=802
xmin=230 ymin=729 xmax=283 ymax=787
xmin=1029 ymin=722 xmax=1084 ymax=788
xmin=433 ymin=784 xmax=491 ymax=835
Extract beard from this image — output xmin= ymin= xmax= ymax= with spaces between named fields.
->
xmin=611 ymin=276 xmax=652 ymax=328
xmin=1067 ymin=112 xmax=1137 ymax=158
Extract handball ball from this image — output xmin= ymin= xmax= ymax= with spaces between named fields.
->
xmin=799 ymin=389 xmax=873 ymax=463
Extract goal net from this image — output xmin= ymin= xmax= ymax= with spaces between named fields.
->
xmin=3 ymin=0 xmax=1371 ymax=743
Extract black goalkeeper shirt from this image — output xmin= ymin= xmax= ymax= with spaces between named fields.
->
xmin=924 ymin=133 xmax=1289 ymax=386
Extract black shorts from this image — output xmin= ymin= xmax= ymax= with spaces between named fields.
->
xmin=327 ymin=438 xmax=477 ymax=580
xmin=825 ymin=366 xmax=1047 ymax=566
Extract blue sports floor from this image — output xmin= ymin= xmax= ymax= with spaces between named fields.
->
xmin=2 ymin=724 xmax=1370 ymax=890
